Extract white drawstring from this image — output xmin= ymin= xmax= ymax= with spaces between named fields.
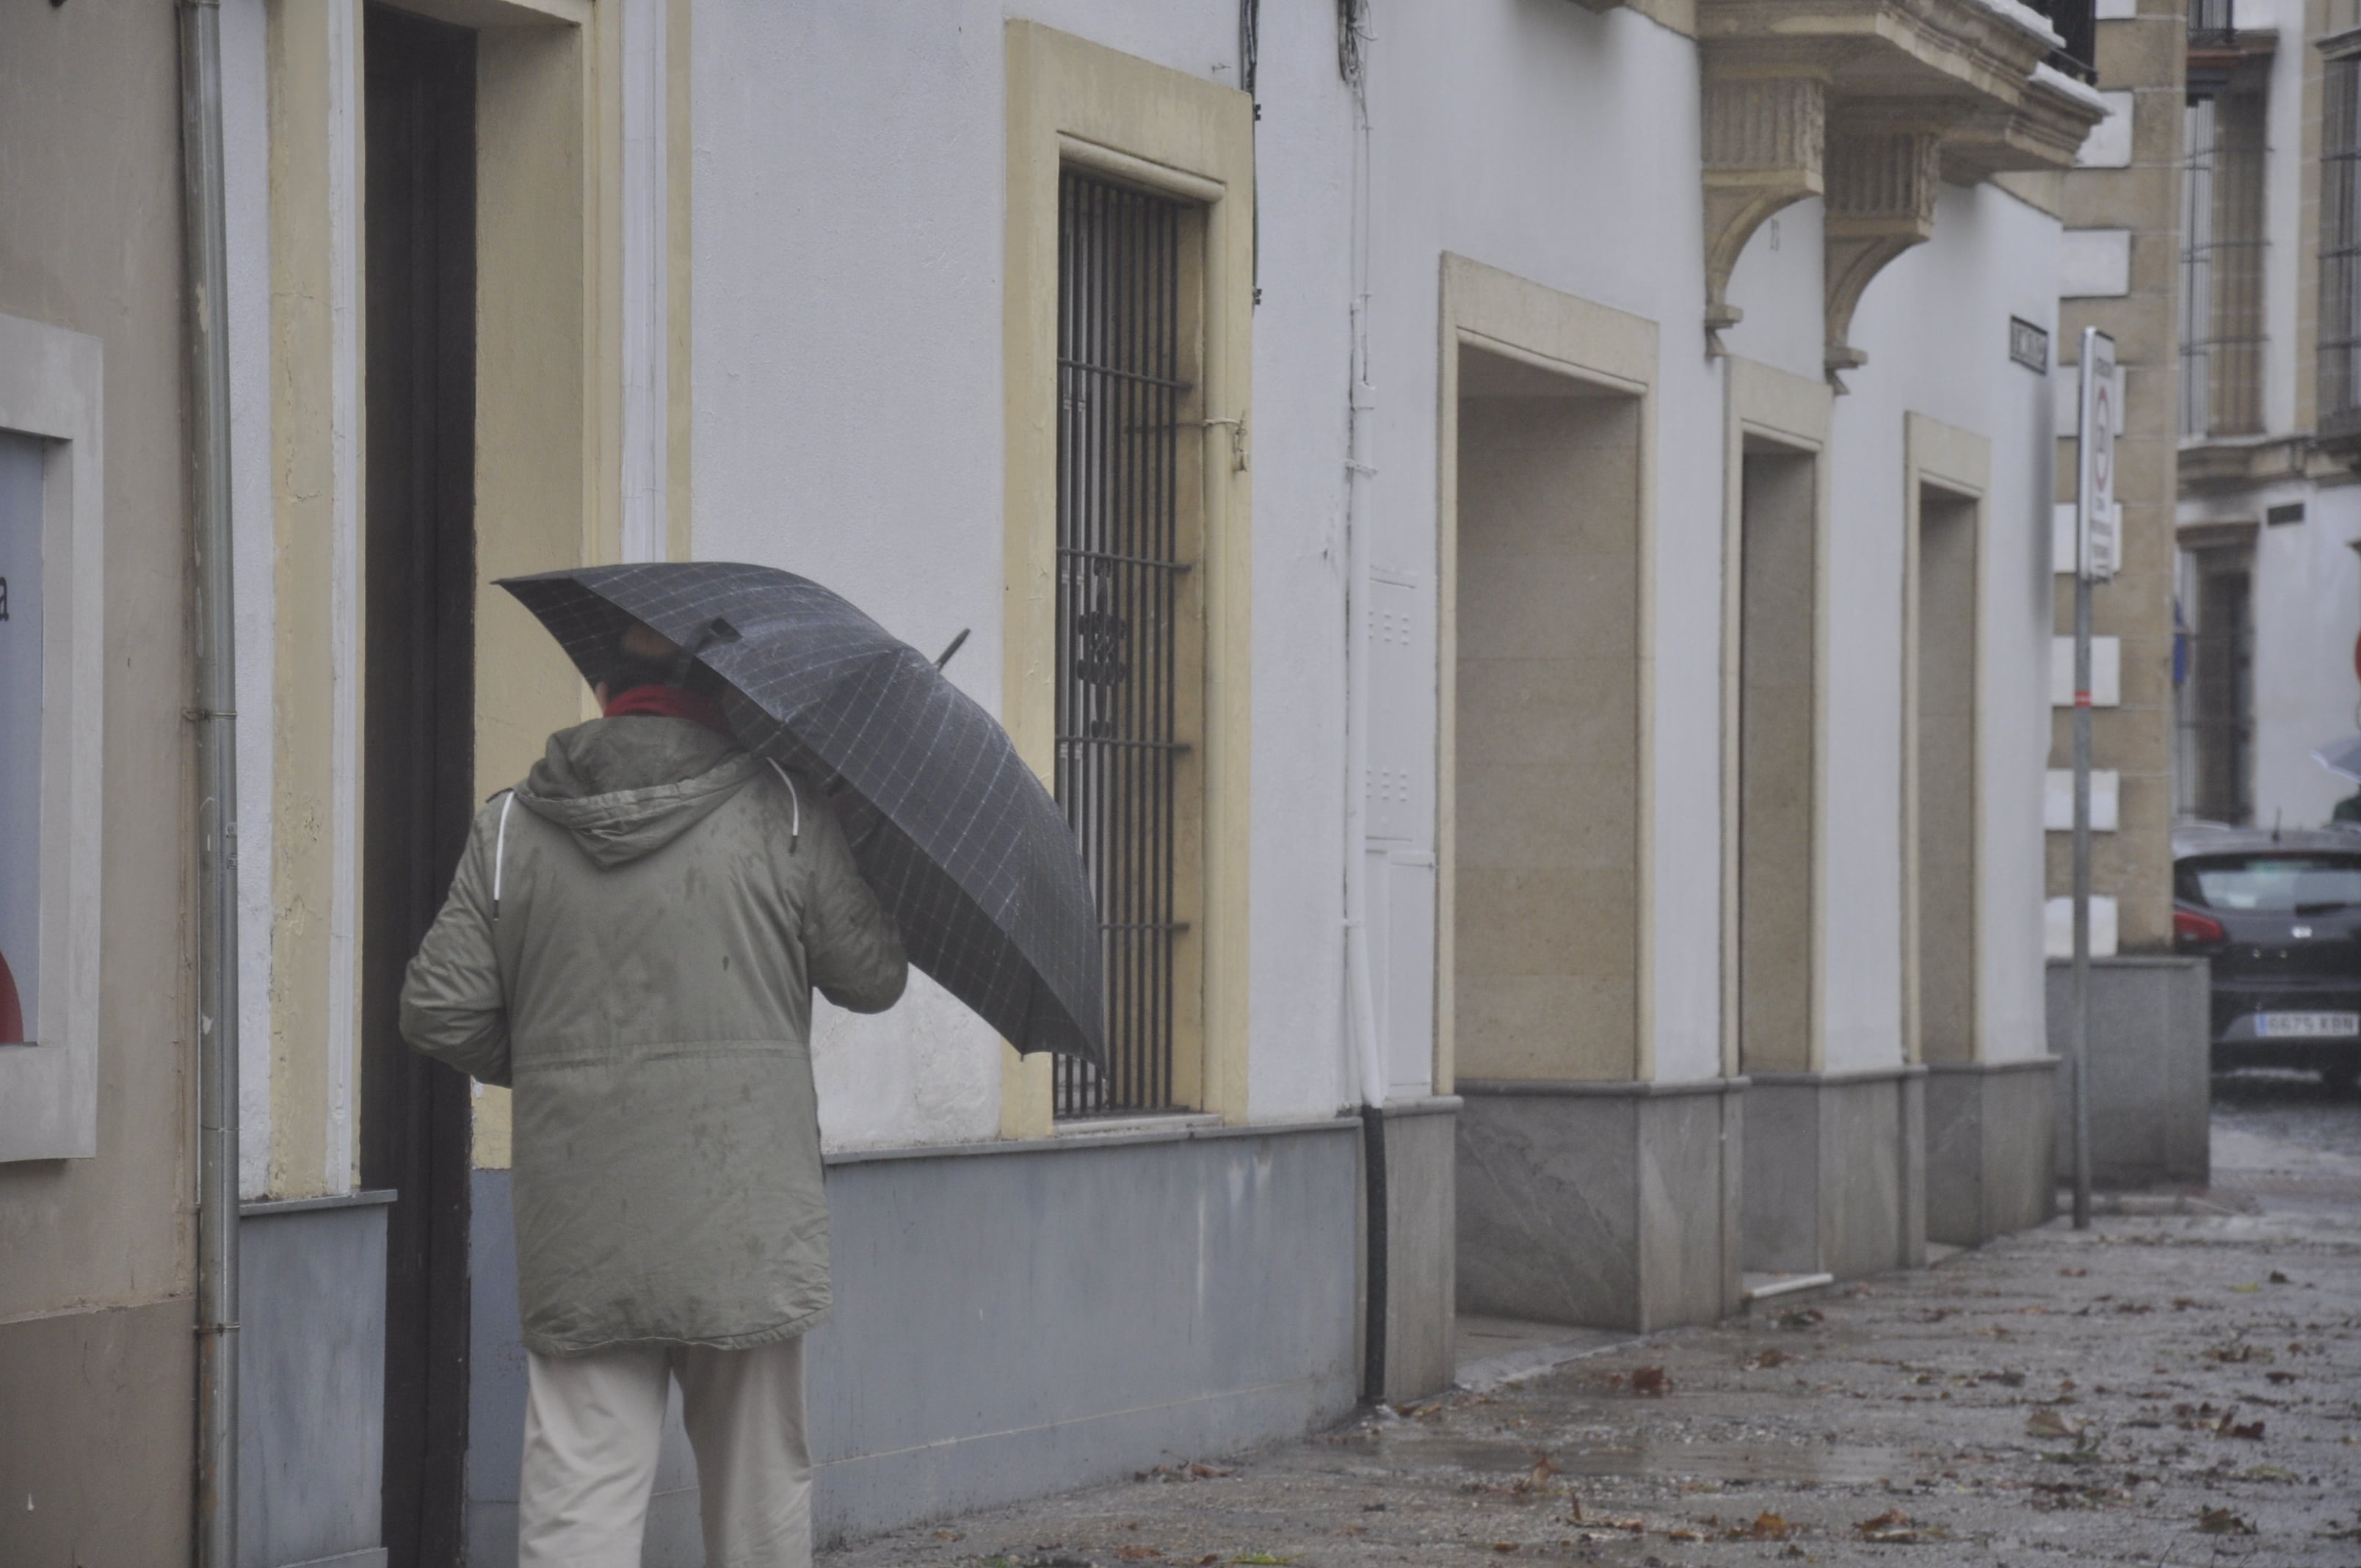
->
xmin=765 ymin=759 xmax=801 ymax=852
xmin=491 ymin=791 xmax=516 ymax=921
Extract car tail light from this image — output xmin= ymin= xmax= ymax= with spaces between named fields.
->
xmin=2175 ymin=907 xmax=2226 ymax=945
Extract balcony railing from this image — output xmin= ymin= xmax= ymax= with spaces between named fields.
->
xmin=2190 ymin=0 xmax=2236 ymax=48
xmin=2029 ymin=0 xmax=2098 ymax=84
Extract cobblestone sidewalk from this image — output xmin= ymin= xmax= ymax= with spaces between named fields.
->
xmin=821 ymin=1090 xmax=2361 ymax=1567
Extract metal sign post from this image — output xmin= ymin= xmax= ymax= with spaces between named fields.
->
xmin=2071 ymin=327 xmax=2117 ymax=1230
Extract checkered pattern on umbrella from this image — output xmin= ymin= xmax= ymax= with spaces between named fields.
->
xmin=500 ymin=562 xmax=1106 ymax=1067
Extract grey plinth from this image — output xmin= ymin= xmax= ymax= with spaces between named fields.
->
xmin=1455 ymin=1079 xmax=1744 ymax=1333
xmin=238 ymin=1191 xmax=394 ymax=1568
xmin=1377 ymin=1098 xmax=1460 ymax=1404
xmin=2048 ymin=956 xmax=2211 ymax=1188
xmin=1742 ymin=1068 xmax=1926 ymax=1281
xmin=1925 ymin=1057 xmax=2059 ymax=1246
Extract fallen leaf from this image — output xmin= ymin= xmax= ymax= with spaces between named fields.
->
xmin=1748 ymin=1347 xmax=1790 ymax=1369
xmin=1116 ymin=1549 xmax=1162 ymax=1561
xmin=2027 ymin=1409 xmax=2081 ymax=1439
xmin=1631 ymin=1365 xmax=1671 ymax=1396
xmin=932 ymin=1529 xmax=965 ymax=1541
xmin=2216 ymin=1412 xmax=2266 ymax=1441
xmin=1232 ymin=1556 xmax=1294 ymax=1566
xmin=2060 ymin=1265 xmax=2087 ymax=1277
xmin=1664 ymin=1527 xmax=1702 ymax=1541
xmin=2195 ymin=1506 xmax=2255 ymax=1536
xmin=2236 ymin=1464 xmax=2298 ymax=1482
xmin=1734 ymin=1512 xmax=1794 ymax=1541
xmin=2209 ymin=1343 xmax=2274 ymax=1364
xmin=2266 ymin=1370 xmax=2296 ymax=1384
xmin=1189 ymin=1462 xmax=1237 ymax=1479
xmin=1777 ymin=1308 xmax=1825 ymax=1331
xmin=2268 ymin=1270 xmax=2291 ymax=1284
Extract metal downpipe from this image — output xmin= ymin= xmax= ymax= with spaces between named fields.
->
xmin=178 ymin=0 xmax=242 ymax=1561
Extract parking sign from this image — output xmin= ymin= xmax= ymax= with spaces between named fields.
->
xmin=2078 ymin=329 xmax=2118 ymax=581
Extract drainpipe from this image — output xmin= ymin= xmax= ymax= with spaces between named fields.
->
xmin=179 ymin=1 xmax=243 ymax=1562
xmin=1338 ymin=2 xmax=1389 ymax=1406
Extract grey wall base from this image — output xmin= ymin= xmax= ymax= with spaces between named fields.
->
xmin=467 ymin=1119 xmax=1365 ymax=1561
xmin=1925 ymin=1058 xmax=2059 ymax=1246
xmin=2047 ymin=957 xmax=2211 ymax=1188
xmin=1379 ymin=1099 xmax=1459 ymax=1404
xmin=1456 ymin=1080 xmax=1744 ymax=1333
xmin=1744 ymin=1069 xmax=1926 ymax=1281
xmin=237 ymin=1191 xmax=393 ymax=1568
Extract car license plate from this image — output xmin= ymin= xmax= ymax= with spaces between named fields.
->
xmin=2255 ymin=1012 xmax=2361 ymax=1038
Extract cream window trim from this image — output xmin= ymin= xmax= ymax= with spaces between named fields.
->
xmin=1436 ymin=253 xmax=1661 ymax=1092
xmin=1718 ymin=357 xmax=1832 ymax=1078
xmin=0 ymin=312 xmax=105 ymax=1163
xmin=1001 ymin=21 xmax=1256 ymax=1136
xmin=1900 ymin=413 xmax=1990 ymax=1069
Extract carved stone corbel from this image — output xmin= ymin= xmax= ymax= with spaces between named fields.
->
xmin=1821 ymin=122 xmax=1942 ymax=388
xmin=1701 ymin=66 xmax=1829 ymax=354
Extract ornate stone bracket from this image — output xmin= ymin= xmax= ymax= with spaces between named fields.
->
xmin=1822 ymin=123 xmax=1941 ymax=389
xmin=1701 ymin=69 xmax=1828 ymax=355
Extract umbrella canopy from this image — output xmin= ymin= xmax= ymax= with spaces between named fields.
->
xmin=499 ymin=562 xmax=1105 ymax=1067
xmin=2315 ymin=735 xmax=2361 ymax=785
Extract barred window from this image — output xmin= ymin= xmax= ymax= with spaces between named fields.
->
xmin=2180 ymin=91 xmax=2268 ymax=438
xmin=2321 ymin=55 xmax=2361 ymax=432
xmin=2176 ymin=548 xmax=2254 ymax=825
xmin=1053 ymin=171 xmax=1200 ymax=1118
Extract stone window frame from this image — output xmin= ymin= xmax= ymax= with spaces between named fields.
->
xmin=0 ymin=311 xmax=105 ymax=1163
xmin=1435 ymin=253 xmax=1661 ymax=1092
xmin=1000 ymin=21 xmax=1257 ymax=1136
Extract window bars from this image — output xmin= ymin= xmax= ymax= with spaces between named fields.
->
xmin=2188 ymin=0 xmax=2236 ymax=47
xmin=1053 ymin=171 xmax=1192 ymax=1118
xmin=2181 ymin=93 xmax=2268 ymax=439
xmin=2323 ymin=57 xmax=2361 ymax=436
xmin=2177 ymin=553 xmax=2255 ymax=826
xmin=2028 ymin=0 xmax=2097 ymax=83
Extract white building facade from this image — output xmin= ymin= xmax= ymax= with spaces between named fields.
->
xmin=181 ymin=1 xmax=2102 ymax=1563
xmin=2175 ymin=0 xmax=2361 ymax=831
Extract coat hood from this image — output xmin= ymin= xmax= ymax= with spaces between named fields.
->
xmin=513 ymin=716 xmax=761 ymax=869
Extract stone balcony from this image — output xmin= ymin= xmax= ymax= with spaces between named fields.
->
xmin=1696 ymin=0 xmax=2107 ymax=379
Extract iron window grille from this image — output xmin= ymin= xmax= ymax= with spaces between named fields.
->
xmin=1053 ymin=170 xmax=1194 ymax=1119
xmin=2322 ymin=54 xmax=2361 ymax=438
xmin=2028 ymin=0 xmax=2097 ymax=84
xmin=2189 ymin=0 xmax=2236 ymax=48
xmin=2176 ymin=550 xmax=2255 ymax=825
xmin=2180 ymin=92 xmax=2269 ymax=438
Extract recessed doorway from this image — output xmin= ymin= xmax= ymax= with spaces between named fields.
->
xmin=358 ymin=9 xmax=479 ymax=1564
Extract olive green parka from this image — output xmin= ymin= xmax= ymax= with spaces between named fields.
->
xmin=399 ymin=715 xmax=907 ymax=1356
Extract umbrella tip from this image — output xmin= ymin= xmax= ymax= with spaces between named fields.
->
xmin=935 ymin=628 xmax=971 ymax=669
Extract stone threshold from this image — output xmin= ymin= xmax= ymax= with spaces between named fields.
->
xmin=1739 ymin=1271 xmax=1834 ymax=1304
xmin=1453 ymin=1314 xmax=1642 ymax=1391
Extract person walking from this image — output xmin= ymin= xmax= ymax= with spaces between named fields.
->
xmin=400 ymin=619 xmax=907 ymax=1568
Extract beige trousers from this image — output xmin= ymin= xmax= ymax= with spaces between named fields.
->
xmin=518 ymin=1335 xmax=810 ymax=1568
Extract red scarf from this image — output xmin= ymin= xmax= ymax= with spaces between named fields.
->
xmin=603 ymin=683 xmax=733 ymax=739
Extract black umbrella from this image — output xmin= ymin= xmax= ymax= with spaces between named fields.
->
xmin=498 ymin=562 xmax=1105 ymax=1067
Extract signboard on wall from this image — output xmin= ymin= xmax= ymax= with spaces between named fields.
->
xmin=0 ymin=431 xmax=42 ymax=1043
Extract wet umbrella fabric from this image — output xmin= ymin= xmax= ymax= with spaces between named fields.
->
xmin=499 ymin=562 xmax=1105 ymax=1067
xmin=2314 ymin=734 xmax=2361 ymax=784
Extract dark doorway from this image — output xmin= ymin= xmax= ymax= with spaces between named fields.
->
xmin=360 ymin=9 xmax=479 ymax=1567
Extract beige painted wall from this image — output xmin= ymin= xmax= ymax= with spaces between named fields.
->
xmin=0 ymin=1 xmax=197 ymax=1556
xmin=2053 ymin=3 xmax=2184 ymax=948
xmin=1453 ymin=385 xmax=1642 ymax=1081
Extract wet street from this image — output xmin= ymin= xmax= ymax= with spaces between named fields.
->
xmin=821 ymin=1072 xmax=2361 ymax=1567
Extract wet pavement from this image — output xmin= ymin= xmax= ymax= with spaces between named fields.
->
xmin=820 ymin=1072 xmax=2361 ymax=1567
